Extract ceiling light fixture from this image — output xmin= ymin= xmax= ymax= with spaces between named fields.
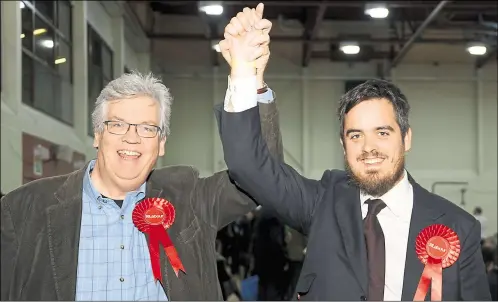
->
xmin=365 ymin=3 xmax=389 ymax=19
xmin=33 ymin=28 xmax=47 ymax=36
xmin=467 ymin=43 xmax=487 ymax=56
xmin=340 ymin=42 xmax=360 ymax=55
xmin=199 ymin=1 xmax=223 ymax=16
xmin=39 ymin=39 xmax=54 ymax=48
xmin=55 ymin=58 xmax=67 ymax=64
xmin=212 ymin=43 xmax=221 ymax=53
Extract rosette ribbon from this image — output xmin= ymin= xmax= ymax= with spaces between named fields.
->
xmin=413 ymin=224 xmax=460 ymax=301
xmin=132 ymin=197 xmax=185 ymax=282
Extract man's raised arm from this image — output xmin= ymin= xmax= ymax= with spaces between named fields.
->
xmin=217 ymin=4 xmax=333 ymax=233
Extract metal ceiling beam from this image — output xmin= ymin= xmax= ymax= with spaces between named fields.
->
xmin=147 ymin=33 xmax=476 ymax=45
xmin=476 ymin=47 xmax=497 ymax=69
xmin=302 ymin=2 xmax=328 ymax=67
xmin=163 ymin=1 xmax=497 ymax=9
xmin=391 ymin=1 xmax=451 ymax=68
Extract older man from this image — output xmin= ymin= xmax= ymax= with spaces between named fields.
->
xmin=0 ymin=7 xmax=275 ymax=301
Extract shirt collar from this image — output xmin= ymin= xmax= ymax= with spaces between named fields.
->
xmin=360 ymin=170 xmax=412 ymax=221
xmin=83 ymin=159 xmax=146 ymax=202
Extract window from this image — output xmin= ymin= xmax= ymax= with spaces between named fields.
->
xmin=87 ymin=24 xmax=113 ymax=136
xmin=21 ymin=0 xmax=74 ymax=125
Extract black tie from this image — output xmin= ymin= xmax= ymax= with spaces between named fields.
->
xmin=364 ymin=199 xmax=387 ymax=301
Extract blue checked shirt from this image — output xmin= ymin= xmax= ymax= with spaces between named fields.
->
xmin=75 ymin=160 xmax=168 ymax=301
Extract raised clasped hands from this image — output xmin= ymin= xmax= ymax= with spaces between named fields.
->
xmin=219 ymin=3 xmax=272 ymax=87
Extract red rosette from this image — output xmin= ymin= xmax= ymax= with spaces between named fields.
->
xmin=413 ymin=224 xmax=461 ymax=301
xmin=415 ymin=224 xmax=461 ymax=268
xmin=132 ymin=197 xmax=175 ymax=231
xmin=132 ymin=198 xmax=185 ymax=282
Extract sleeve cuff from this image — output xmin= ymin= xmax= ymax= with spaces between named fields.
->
xmin=224 ymin=76 xmax=258 ymax=112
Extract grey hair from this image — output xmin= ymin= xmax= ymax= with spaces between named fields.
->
xmin=91 ymin=71 xmax=173 ymax=139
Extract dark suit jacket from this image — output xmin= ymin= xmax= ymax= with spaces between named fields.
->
xmin=218 ymin=106 xmax=491 ymax=301
xmin=0 ymin=102 xmax=283 ymax=301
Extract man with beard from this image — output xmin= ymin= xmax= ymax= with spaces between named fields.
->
xmin=216 ymin=28 xmax=491 ymax=300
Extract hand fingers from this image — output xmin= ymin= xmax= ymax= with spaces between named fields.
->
xmin=250 ymin=33 xmax=270 ymax=47
xmin=229 ymin=17 xmax=245 ymax=36
xmin=249 ymin=47 xmax=264 ymax=62
xmin=238 ymin=9 xmax=252 ymax=32
xmin=255 ymin=3 xmax=264 ymax=19
xmin=254 ymin=19 xmax=272 ymax=34
xmin=225 ymin=23 xmax=239 ymax=37
xmin=218 ymin=39 xmax=230 ymax=51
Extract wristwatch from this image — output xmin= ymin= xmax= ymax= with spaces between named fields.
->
xmin=257 ymin=82 xmax=268 ymax=94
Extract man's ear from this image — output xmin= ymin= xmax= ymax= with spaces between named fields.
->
xmin=93 ymin=132 xmax=101 ymax=149
xmin=403 ymin=128 xmax=412 ymax=152
xmin=340 ymin=138 xmax=345 ymax=155
xmin=158 ymin=138 xmax=166 ymax=157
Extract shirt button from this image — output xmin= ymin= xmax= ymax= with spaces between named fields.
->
xmin=120 ymin=277 xmax=124 ymax=282
xmin=103 ymin=200 xmax=107 ymax=203
xmin=98 ymin=206 xmax=102 ymax=210
xmin=120 ymin=245 xmax=124 ymax=249
xmin=120 ymin=215 xmax=124 ymax=220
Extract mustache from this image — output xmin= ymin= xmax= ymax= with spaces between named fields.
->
xmin=357 ymin=150 xmax=387 ymax=161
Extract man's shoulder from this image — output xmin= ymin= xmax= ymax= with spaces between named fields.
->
xmin=149 ymin=164 xmax=202 ymax=186
xmin=414 ymin=182 xmax=478 ymax=230
xmin=1 ymin=173 xmax=73 ymax=214
xmin=319 ymin=169 xmax=349 ymax=186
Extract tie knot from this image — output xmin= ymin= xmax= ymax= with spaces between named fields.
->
xmin=366 ymin=199 xmax=386 ymax=216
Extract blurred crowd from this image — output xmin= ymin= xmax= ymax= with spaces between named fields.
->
xmin=216 ymin=207 xmax=306 ymax=301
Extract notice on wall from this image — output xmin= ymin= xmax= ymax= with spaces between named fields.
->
xmin=22 ymin=133 xmax=86 ymax=184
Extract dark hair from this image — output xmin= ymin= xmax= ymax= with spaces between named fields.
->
xmin=474 ymin=206 xmax=482 ymax=215
xmin=337 ymin=79 xmax=411 ymax=139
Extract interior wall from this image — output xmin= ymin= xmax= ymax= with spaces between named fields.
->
xmin=1 ymin=0 xmax=151 ymax=193
xmin=153 ymin=26 xmax=497 ymax=235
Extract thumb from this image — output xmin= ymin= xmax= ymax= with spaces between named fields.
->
xmin=219 ymin=39 xmax=231 ymax=64
xmin=255 ymin=3 xmax=264 ymax=19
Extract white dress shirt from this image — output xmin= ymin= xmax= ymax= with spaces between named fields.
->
xmin=360 ymin=170 xmax=414 ymax=301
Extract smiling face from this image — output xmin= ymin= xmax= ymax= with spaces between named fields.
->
xmin=93 ymin=95 xmax=166 ymax=193
xmin=342 ymin=98 xmax=412 ymax=197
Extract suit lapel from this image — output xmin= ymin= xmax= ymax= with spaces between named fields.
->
xmin=334 ymin=180 xmax=368 ymax=293
xmin=401 ymin=174 xmax=445 ymax=301
xmin=48 ymin=168 xmax=86 ymax=301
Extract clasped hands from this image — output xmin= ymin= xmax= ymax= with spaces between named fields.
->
xmin=219 ymin=3 xmax=272 ymax=88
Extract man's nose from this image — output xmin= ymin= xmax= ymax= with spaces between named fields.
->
xmin=122 ymin=125 xmax=141 ymax=143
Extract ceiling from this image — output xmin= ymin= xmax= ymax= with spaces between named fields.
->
xmin=140 ymin=1 xmax=498 ymax=67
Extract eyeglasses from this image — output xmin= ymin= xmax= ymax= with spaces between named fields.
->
xmin=104 ymin=121 xmax=162 ymax=138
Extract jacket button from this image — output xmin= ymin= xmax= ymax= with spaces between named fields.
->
xmin=360 ymin=295 xmax=367 ymax=301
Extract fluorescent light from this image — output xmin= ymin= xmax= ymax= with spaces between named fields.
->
xmin=365 ymin=3 xmax=389 ymax=19
xmin=340 ymin=42 xmax=360 ymax=55
xmin=20 ymin=33 xmax=25 ymax=39
xmin=212 ymin=41 xmax=221 ymax=52
xmin=199 ymin=2 xmax=223 ymax=15
xmin=33 ymin=28 xmax=47 ymax=35
xmin=55 ymin=58 xmax=67 ymax=64
xmin=366 ymin=7 xmax=389 ymax=18
xmin=467 ymin=43 xmax=487 ymax=56
xmin=20 ymin=1 xmax=25 ymax=9
xmin=39 ymin=39 xmax=54 ymax=48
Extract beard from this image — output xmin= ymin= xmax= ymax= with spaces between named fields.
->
xmin=345 ymin=150 xmax=405 ymax=197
